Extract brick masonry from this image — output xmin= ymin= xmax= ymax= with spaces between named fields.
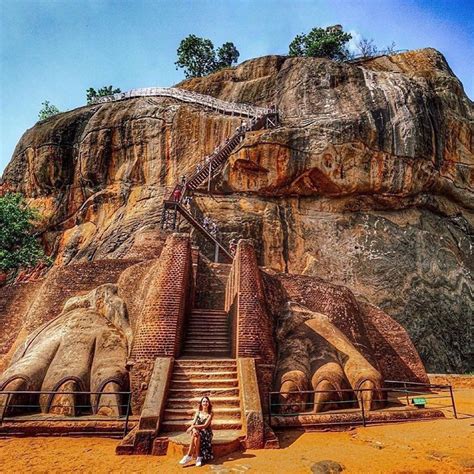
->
xmin=130 ymin=233 xmax=193 ymax=411
xmin=225 ymin=239 xmax=276 ymax=412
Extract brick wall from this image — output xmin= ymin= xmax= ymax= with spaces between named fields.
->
xmin=225 ymin=240 xmax=276 ymax=411
xmin=130 ymin=233 xmax=192 ymax=411
xmin=131 ymin=233 xmax=192 ymax=360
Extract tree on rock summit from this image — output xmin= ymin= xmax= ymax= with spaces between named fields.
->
xmin=289 ymin=25 xmax=352 ymax=61
xmin=175 ymin=34 xmax=240 ymax=78
xmin=38 ymin=101 xmax=60 ymax=120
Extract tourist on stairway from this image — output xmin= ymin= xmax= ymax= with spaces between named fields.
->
xmin=173 ymin=186 xmax=182 ymax=202
xmin=179 ymin=396 xmax=214 ymax=467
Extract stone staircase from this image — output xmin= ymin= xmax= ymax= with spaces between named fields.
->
xmin=161 ymin=359 xmax=242 ymax=433
xmin=160 ymin=258 xmax=241 ymax=438
xmin=181 ymin=309 xmax=231 ymax=357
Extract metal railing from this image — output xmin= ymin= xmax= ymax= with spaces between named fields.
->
xmin=0 ymin=390 xmax=132 ymax=438
xmin=268 ymin=380 xmax=457 ymax=428
xmin=92 ymin=86 xmax=273 ymax=118
xmin=347 ymin=49 xmax=409 ymax=62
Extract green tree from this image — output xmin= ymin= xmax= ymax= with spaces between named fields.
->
xmin=38 ymin=101 xmax=60 ymax=120
xmin=289 ymin=25 xmax=352 ymax=61
xmin=86 ymin=86 xmax=122 ymax=104
xmin=216 ymin=42 xmax=240 ymax=69
xmin=0 ymin=193 xmax=49 ymax=274
xmin=175 ymin=34 xmax=240 ymax=78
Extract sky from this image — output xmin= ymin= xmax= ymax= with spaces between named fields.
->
xmin=1 ymin=0 xmax=473 ymax=174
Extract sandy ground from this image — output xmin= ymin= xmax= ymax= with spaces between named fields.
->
xmin=0 ymin=389 xmax=472 ymax=474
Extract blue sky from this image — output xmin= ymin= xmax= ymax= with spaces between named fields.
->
xmin=1 ymin=0 xmax=473 ymax=174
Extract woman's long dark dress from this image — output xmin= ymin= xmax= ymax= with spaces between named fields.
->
xmin=195 ymin=411 xmax=213 ymax=461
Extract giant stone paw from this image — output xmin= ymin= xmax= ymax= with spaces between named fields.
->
xmin=276 ymin=302 xmax=383 ymax=414
xmin=0 ymin=284 xmax=131 ymax=418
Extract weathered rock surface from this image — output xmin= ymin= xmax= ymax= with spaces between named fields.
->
xmin=2 ymin=49 xmax=473 ymax=372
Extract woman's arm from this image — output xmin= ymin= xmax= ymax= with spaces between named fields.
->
xmin=193 ymin=413 xmax=213 ymax=430
xmin=186 ymin=411 xmax=200 ymax=433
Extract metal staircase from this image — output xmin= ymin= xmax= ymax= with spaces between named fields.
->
xmin=160 ymin=104 xmax=278 ymax=261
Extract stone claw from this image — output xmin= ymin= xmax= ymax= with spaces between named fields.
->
xmin=95 ymin=381 xmax=123 ymax=416
xmin=313 ymin=379 xmax=343 ymax=413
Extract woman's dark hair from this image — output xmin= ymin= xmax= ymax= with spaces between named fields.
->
xmin=199 ymin=396 xmax=213 ymax=414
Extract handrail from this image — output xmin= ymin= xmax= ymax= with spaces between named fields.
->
xmin=0 ymin=389 xmax=133 ymax=437
xmin=163 ymin=201 xmax=232 ymax=260
xmin=92 ymin=86 xmax=273 ymax=118
xmin=160 ymin=102 xmax=278 ymax=260
xmin=347 ymin=49 xmax=409 ymax=62
xmin=267 ymin=380 xmax=457 ymax=428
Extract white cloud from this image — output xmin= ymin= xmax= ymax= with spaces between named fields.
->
xmin=347 ymin=29 xmax=363 ymax=54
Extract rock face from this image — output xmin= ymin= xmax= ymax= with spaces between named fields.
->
xmin=2 ymin=49 xmax=473 ymax=372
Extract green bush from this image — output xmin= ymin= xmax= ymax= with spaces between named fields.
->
xmin=0 ymin=193 xmax=50 ymax=273
xmin=289 ymin=25 xmax=352 ymax=61
xmin=38 ymin=101 xmax=60 ymax=120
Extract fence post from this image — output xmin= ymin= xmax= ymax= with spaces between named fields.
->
xmin=0 ymin=393 xmax=8 ymax=426
xmin=404 ymin=382 xmax=409 ymax=406
xmin=448 ymin=386 xmax=458 ymax=419
xmin=360 ymin=391 xmax=366 ymax=427
xmin=123 ymin=392 xmax=131 ymax=438
xmin=268 ymin=392 xmax=272 ymax=428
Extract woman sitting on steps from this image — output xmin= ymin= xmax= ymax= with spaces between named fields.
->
xmin=179 ymin=396 xmax=214 ymax=467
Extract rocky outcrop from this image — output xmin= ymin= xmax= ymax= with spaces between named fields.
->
xmin=2 ymin=49 xmax=473 ymax=372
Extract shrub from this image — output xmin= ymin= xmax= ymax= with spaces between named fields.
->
xmin=38 ymin=101 xmax=60 ymax=120
xmin=289 ymin=25 xmax=352 ymax=61
xmin=0 ymin=193 xmax=49 ymax=274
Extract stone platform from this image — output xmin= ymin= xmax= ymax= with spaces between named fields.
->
xmin=0 ymin=414 xmax=138 ymax=437
xmin=271 ymin=407 xmax=445 ymax=429
xmin=165 ymin=429 xmax=244 ymax=458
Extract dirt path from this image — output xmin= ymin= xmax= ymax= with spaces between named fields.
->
xmin=1 ymin=389 xmax=473 ymax=473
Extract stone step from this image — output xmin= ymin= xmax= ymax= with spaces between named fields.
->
xmin=185 ymin=334 xmax=230 ymax=343
xmin=183 ymin=341 xmax=230 ymax=347
xmin=170 ymin=378 xmax=238 ymax=389
xmin=186 ymin=324 xmax=229 ymax=331
xmin=165 ymin=430 xmax=243 ymax=458
xmin=181 ymin=351 xmax=231 ymax=358
xmin=183 ymin=340 xmax=230 ymax=348
xmin=174 ymin=359 xmax=236 ymax=368
xmin=173 ymin=370 xmax=237 ymax=380
xmin=187 ymin=317 xmax=229 ymax=323
xmin=189 ymin=314 xmax=228 ymax=319
xmin=163 ymin=407 xmax=241 ymax=420
xmin=191 ymin=309 xmax=227 ymax=314
xmin=161 ymin=419 xmax=242 ymax=432
xmin=182 ymin=349 xmax=231 ymax=356
xmin=168 ymin=387 xmax=239 ymax=398
xmin=185 ymin=334 xmax=229 ymax=341
xmin=166 ymin=397 xmax=240 ymax=409
xmin=186 ymin=326 xmax=229 ymax=332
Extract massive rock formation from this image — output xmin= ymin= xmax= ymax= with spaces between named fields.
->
xmin=1 ymin=48 xmax=473 ymax=372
